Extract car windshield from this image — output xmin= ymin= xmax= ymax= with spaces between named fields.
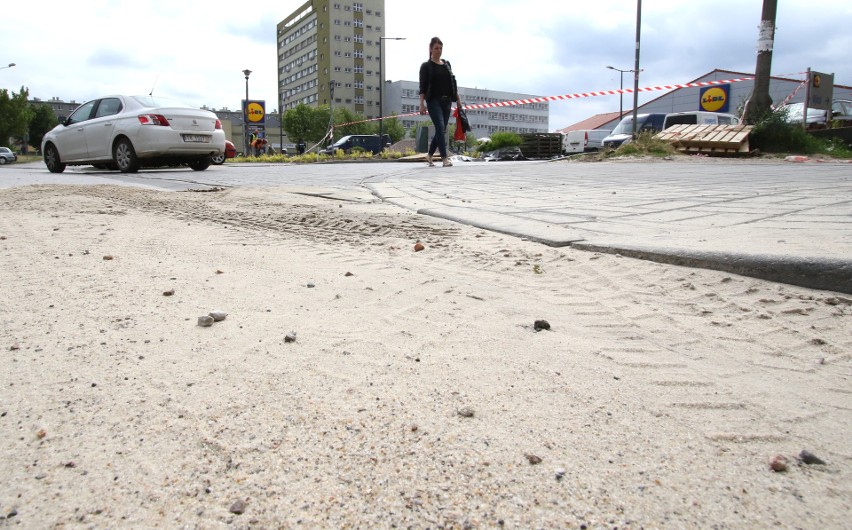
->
xmin=331 ymin=136 xmax=352 ymax=148
xmin=611 ymin=117 xmax=635 ymax=135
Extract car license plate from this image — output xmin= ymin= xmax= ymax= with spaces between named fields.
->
xmin=182 ymin=135 xmax=210 ymax=143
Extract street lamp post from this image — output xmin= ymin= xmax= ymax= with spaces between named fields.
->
xmin=243 ymin=69 xmax=251 ymax=156
xmin=279 ymin=94 xmax=285 ymax=155
xmin=378 ymin=37 xmax=405 ymax=148
xmin=606 ymin=65 xmax=644 ymax=120
xmin=328 ymin=80 xmax=336 ymax=147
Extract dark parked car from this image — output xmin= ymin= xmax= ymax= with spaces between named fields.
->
xmin=323 ymin=134 xmax=391 ymax=155
xmin=0 ymin=147 xmax=17 ymax=164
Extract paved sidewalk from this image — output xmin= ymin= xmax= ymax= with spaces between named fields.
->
xmin=366 ymin=158 xmax=852 ymax=294
xmin=4 ymin=158 xmax=851 ymax=293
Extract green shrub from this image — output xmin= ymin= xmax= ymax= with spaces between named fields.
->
xmin=605 ymin=131 xmax=676 ymax=158
xmin=749 ymin=107 xmax=823 ymax=154
xmin=478 ymin=131 xmax=522 ymax=152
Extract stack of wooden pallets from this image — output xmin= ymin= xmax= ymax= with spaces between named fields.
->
xmin=655 ymin=124 xmax=754 ymax=156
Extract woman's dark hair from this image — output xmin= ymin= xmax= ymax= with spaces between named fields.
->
xmin=429 ymin=37 xmax=443 ymax=58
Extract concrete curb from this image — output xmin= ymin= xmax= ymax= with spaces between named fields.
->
xmin=367 ymin=182 xmax=852 ymax=294
xmin=571 ymin=242 xmax=852 ymax=294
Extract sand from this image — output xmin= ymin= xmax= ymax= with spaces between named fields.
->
xmin=0 ymin=184 xmax=850 ymax=528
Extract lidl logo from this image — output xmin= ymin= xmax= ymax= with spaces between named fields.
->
xmin=246 ymin=101 xmax=265 ymax=123
xmin=700 ymin=86 xmax=729 ymax=112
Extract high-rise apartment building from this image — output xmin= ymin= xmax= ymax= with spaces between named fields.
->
xmin=277 ymin=0 xmax=385 ymax=117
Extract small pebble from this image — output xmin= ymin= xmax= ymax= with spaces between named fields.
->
xmin=163 ymin=289 xmax=175 ymax=296
xmin=534 ymin=320 xmax=551 ymax=331
xmin=555 ymin=468 xmax=566 ymax=480
xmin=307 ymin=282 xmax=316 ymax=288
xmin=457 ymin=407 xmax=475 ymax=418
xmin=414 ymin=242 xmax=425 ymax=252
xmin=799 ymin=450 xmax=826 ymax=465
xmin=345 ymin=272 xmax=354 ymax=277
xmin=102 ymin=255 xmax=114 ymax=261
xmin=526 ymin=454 xmax=542 ymax=465
xmin=209 ymin=310 xmax=228 ymax=322
xmin=229 ymin=499 xmax=246 ymax=515
xmin=197 ymin=315 xmax=214 ymax=327
xmin=769 ymin=454 xmax=788 ymax=472
xmin=285 ymin=332 xmax=297 ymax=343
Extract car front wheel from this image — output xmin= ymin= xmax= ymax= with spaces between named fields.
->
xmin=189 ymin=157 xmax=211 ymax=171
xmin=44 ymin=144 xmax=66 ymax=173
xmin=114 ymin=138 xmax=140 ymax=173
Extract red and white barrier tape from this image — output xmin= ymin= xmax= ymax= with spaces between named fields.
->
xmin=336 ymin=76 xmax=756 ymax=127
xmin=460 ymin=76 xmax=755 ymax=111
xmin=773 ymin=77 xmax=808 ymax=110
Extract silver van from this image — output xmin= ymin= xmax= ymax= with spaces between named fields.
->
xmin=562 ymin=129 xmax=611 ymax=154
xmin=663 ymin=111 xmax=740 ymax=130
xmin=601 ymin=113 xmax=667 ymax=149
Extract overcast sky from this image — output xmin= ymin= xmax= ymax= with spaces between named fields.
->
xmin=1 ymin=1 xmax=849 ymax=132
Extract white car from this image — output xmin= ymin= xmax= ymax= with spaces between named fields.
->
xmin=0 ymin=146 xmax=17 ymax=164
xmin=41 ymin=95 xmax=225 ymax=173
xmin=781 ymin=102 xmax=828 ymax=126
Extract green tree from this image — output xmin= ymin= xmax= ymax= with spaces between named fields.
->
xmin=333 ymin=107 xmax=372 ymax=137
xmin=282 ymin=103 xmax=329 ymax=145
xmin=381 ymin=114 xmax=405 ymax=144
xmin=0 ymin=87 xmax=33 ymax=148
xmin=28 ymin=104 xmax=59 ymax=150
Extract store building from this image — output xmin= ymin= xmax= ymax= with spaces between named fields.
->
xmin=572 ymin=69 xmax=852 ymax=131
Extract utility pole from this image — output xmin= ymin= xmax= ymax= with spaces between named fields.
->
xmin=630 ymin=0 xmax=642 ymax=137
xmin=743 ymin=0 xmax=777 ymax=124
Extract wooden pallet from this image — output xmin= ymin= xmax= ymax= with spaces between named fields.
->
xmin=655 ymin=124 xmax=753 ymax=156
xmin=520 ymin=133 xmax=563 ymax=159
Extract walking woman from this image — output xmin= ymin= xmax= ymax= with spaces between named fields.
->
xmin=419 ymin=37 xmax=458 ymax=167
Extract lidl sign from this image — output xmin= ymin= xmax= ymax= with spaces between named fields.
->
xmin=243 ymin=100 xmax=266 ymax=124
xmin=699 ymin=84 xmax=730 ymax=113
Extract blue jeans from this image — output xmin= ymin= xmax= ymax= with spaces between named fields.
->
xmin=426 ymin=98 xmax=453 ymax=159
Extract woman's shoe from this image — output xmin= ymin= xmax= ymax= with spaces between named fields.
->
xmin=442 ymin=158 xmax=453 ymax=167
xmin=426 ymin=154 xmax=435 ymax=167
